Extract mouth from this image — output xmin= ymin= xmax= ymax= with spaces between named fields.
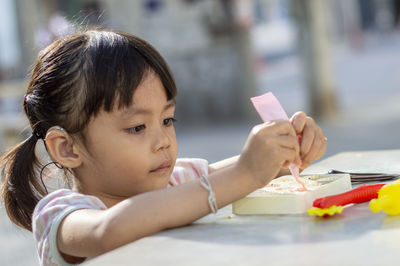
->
xmin=150 ymin=160 xmax=172 ymax=173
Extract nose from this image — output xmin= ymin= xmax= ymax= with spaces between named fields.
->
xmin=152 ymin=126 xmax=171 ymax=153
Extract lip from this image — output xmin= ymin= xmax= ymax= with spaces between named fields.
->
xmin=150 ymin=160 xmax=172 ymax=173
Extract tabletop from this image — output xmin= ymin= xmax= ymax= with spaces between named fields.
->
xmin=85 ymin=150 xmax=400 ymax=266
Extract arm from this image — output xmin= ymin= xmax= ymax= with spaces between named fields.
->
xmin=57 ymin=120 xmax=300 ymax=259
xmin=209 ymin=155 xmax=291 ymax=177
xmin=208 ymin=155 xmax=238 ymax=174
xmin=58 ymin=165 xmax=257 ymax=258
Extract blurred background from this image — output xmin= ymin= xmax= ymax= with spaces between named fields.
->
xmin=1 ymin=0 xmax=400 ymax=265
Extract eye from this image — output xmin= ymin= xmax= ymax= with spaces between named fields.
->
xmin=163 ymin=118 xmax=177 ymax=126
xmin=127 ymin=124 xmax=146 ymax=134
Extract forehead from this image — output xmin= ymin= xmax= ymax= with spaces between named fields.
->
xmin=132 ymin=73 xmax=166 ymax=106
xmin=115 ymin=73 xmax=174 ymax=119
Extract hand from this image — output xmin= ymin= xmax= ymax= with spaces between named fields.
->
xmin=290 ymin=112 xmax=327 ymax=169
xmin=237 ymin=120 xmax=300 ymax=188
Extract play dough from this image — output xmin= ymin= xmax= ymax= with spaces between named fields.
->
xmin=232 ymin=174 xmax=351 ymax=215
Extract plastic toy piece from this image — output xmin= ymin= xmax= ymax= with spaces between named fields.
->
xmin=307 ymin=183 xmax=385 ymax=217
xmin=313 ymin=183 xmax=385 ymax=208
xmin=307 ymin=205 xmax=343 ymax=217
xmin=370 ymin=179 xmax=400 ymax=216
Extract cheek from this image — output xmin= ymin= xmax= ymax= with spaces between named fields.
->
xmin=169 ymin=129 xmax=178 ymax=156
xmin=87 ymin=137 xmax=150 ymax=172
xmin=98 ymin=148 xmax=152 ymax=187
xmin=114 ymin=142 xmax=151 ymax=170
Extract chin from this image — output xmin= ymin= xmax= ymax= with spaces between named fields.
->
xmin=153 ymin=176 xmax=170 ymax=189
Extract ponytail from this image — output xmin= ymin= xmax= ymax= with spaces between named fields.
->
xmin=0 ymin=133 xmax=47 ymax=231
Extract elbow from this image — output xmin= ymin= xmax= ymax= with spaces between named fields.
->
xmin=94 ymin=217 xmax=122 ymax=255
xmin=94 ymin=212 xmax=146 ymax=255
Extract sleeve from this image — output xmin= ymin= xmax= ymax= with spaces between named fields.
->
xmin=32 ymin=189 xmax=107 ymax=266
xmin=169 ymin=158 xmax=209 ymax=186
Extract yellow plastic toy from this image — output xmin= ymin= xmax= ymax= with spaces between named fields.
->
xmin=307 ymin=183 xmax=385 ymax=217
xmin=307 ymin=205 xmax=343 ymax=217
xmin=370 ymin=179 xmax=400 ymax=216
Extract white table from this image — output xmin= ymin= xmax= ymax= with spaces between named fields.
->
xmin=85 ymin=150 xmax=400 ymax=266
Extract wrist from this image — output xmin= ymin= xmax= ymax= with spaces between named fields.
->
xmin=232 ymin=162 xmax=263 ymax=191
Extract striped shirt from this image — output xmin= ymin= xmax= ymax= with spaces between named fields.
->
xmin=32 ymin=158 xmax=208 ymax=266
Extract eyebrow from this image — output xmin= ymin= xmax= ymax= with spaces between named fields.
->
xmin=120 ymin=100 xmax=176 ymax=118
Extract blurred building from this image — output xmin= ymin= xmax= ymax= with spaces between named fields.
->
xmin=0 ymin=0 xmax=400 ymax=150
xmin=2 ymin=0 xmax=400 ymax=84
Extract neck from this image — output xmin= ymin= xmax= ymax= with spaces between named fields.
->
xmin=73 ymin=179 xmax=124 ymax=208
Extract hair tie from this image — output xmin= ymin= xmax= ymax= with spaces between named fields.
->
xmin=31 ymin=127 xmax=44 ymax=140
xmin=29 ymin=132 xmax=39 ymax=141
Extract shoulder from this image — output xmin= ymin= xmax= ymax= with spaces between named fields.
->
xmin=174 ymin=158 xmax=209 ymax=168
xmin=34 ymin=189 xmax=106 ymax=218
xmin=32 ymin=189 xmax=106 ymax=266
xmin=33 ymin=189 xmax=107 ymax=234
xmin=170 ymin=158 xmax=209 ymax=185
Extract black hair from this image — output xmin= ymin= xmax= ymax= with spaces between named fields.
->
xmin=0 ymin=29 xmax=177 ymax=231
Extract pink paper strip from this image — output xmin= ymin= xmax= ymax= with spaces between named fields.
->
xmin=250 ymin=92 xmax=289 ymax=121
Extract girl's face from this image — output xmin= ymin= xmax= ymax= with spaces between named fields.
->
xmin=76 ymin=72 xmax=178 ymax=206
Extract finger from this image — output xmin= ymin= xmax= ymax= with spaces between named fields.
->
xmin=321 ymin=131 xmax=328 ymax=156
xmin=282 ymin=158 xmax=302 ymax=168
xmin=313 ymin=128 xmax=327 ymax=160
xmin=300 ymin=125 xmax=315 ymax=157
xmin=276 ymin=137 xmax=302 ymax=167
xmin=301 ymin=139 xmax=319 ymax=168
xmin=273 ymin=135 xmax=300 ymax=155
xmin=272 ymin=120 xmax=297 ymax=137
xmin=277 ymin=146 xmax=299 ymax=167
xmin=290 ymin=111 xmax=307 ymax=135
xmin=282 ymin=160 xmax=290 ymax=168
xmin=260 ymin=120 xmax=296 ymax=137
xmin=301 ymin=129 xmax=326 ymax=168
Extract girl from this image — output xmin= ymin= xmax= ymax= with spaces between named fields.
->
xmin=0 ymin=29 xmax=326 ymax=265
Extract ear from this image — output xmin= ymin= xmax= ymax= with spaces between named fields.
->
xmin=45 ymin=127 xmax=83 ymax=168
